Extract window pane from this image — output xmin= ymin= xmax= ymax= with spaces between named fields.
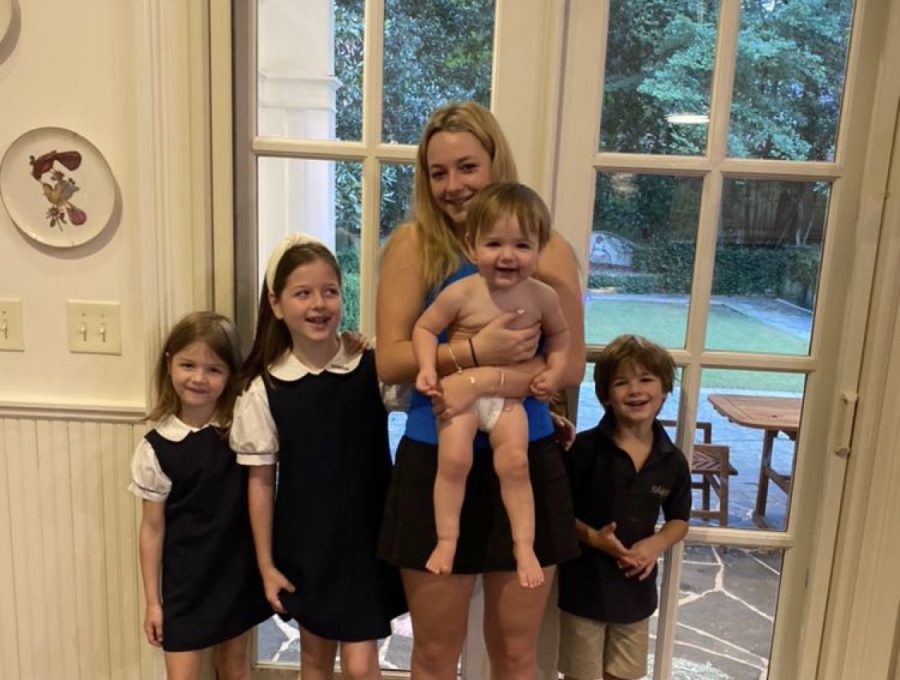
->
xmin=586 ymin=173 xmax=703 ymax=348
xmin=674 ymin=544 xmax=781 ymax=678
xmin=728 ymin=0 xmax=854 ymax=161
xmin=380 ymin=162 xmax=414 ymax=239
xmin=257 ymin=157 xmax=361 ymax=331
xmin=382 ymin=0 xmax=495 ymax=144
xmin=257 ymin=0 xmax=365 ymax=141
xmin=600 ymin=1 xmax=719 ymax=155
xmin=706 ymin=179 xmax=826 ymax=354
xmin=700 ymin=369 xmax=805 ymax=530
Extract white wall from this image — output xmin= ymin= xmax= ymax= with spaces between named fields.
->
xmin=0 ymin=0 xmax=151 ymax=408
xmin=0 ymin=1 xmax=208 ymax=678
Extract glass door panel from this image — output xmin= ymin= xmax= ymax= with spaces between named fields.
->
xmin=672 ymin=544 xmax=782 ymax=678
xmin=707 ymin=178 xmax=827 ymax=355
xmin=257 ymin=0 xmax=366 ymax=141
xmin=699 ymin=369 xmax=805 ymax=530
xmin=728 ymin=0 xmax=855 ymax=161
xmin=382 ymin=0 xmax=495 ymax=144
xmin=601 ymin=0 xmax=719 ymax=155
xmin=587 ymin=173 xmax=703 ymax=348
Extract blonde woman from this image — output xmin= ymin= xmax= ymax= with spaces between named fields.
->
xmin=377 ymin=102 xmax=585 ymax=680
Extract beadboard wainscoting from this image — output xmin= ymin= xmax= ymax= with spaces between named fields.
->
xmin=0 ymin=409 xmax=162 ymax=679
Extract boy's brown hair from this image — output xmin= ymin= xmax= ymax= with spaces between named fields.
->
xmin=464 ymin=182 xmax=552 ymax=251
xmin=593 ymin=334 xmax=675 ymax=405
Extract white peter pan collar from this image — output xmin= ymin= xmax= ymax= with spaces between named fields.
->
xmin=268 ymin=340 xmax=363 ymax=381
xmin=155 ymin=414 xmax=223 ymax=442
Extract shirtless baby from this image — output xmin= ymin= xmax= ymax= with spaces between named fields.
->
xmin=413 ymin=182 xmax=570 ymax=588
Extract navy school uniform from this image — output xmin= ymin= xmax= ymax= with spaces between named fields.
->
xmin=558 ymin=414 xmax=692 ymax=624
xmin=129 ymin=417 xmax=271 ymax=652
xmin=232 ymin=346 xmax=407 ymax=641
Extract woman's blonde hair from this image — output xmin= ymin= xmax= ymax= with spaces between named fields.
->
xmin=409 ymin=101 xmax=518 ymax=288
xmin=147 ymin=311 xmax=243 ymax=428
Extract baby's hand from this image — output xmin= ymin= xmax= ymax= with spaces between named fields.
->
xmin=529 ymin=369 xmax=561 ymax=400
xmin=550 ymin=412 xmax=576 ymax=450
xmin=416 ymin=369 xmax=441 ymax=397
xmin=261 ymin=565 xmax=295 ymax=614
xmin=143 ymin=603 xmax=164 ymax=647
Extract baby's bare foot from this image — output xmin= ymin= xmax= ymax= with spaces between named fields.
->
xmin=425 ymin=540 xmax=457 ymax=575
xmin=514 ymin=544 xmax=544 ymax=588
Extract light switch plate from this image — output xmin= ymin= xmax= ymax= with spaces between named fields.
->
xmin=0 ymin=299 xmax=24 ymax=351
xmin=67 ymin=301 xmax=121 ymax=355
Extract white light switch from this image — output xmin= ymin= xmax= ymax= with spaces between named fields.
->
xmin=0 ymin=299 xmax=24 ymax=351
xmin=67 ymin=301 xmax=121 ymax=355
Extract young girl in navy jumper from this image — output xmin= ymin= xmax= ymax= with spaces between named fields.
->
xmin=231 ymin=235 xmax=406 ymax=680
xmin=129 ymin=311 xmax=270 ymax=680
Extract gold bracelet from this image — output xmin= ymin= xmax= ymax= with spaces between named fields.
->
xmin=447 ymin=342 xmax=464 ymax=374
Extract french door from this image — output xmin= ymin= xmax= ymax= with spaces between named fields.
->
xmin=232 ymin=0 xmax=893 ymax=677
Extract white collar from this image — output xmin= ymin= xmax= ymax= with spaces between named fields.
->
xmin=268 ymin=340 xmax=363 ymax=381
xmin=155 ymin=414 xmax=222 ymax=442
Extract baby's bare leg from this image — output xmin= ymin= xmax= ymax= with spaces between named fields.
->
xmin=428 ymin=408 xmax=479 ymax=576
xmin=489 ymin=401 xmax=544 ymax=589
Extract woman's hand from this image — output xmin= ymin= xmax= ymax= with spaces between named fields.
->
xmin=550 ymin=411 xmax=576 ymax=450
xmin=470 ymin=310 xmax=541 ymax=366
xmin=260 ymin=565 xmax=295 ymax=614
xmin=431 ymin=370 xmax=481 ymax=421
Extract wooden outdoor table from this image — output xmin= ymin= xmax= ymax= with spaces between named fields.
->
xmin=707 ymin=394 xmax=802 ymax=529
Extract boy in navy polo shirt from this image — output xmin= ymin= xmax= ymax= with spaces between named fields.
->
xmin=558 ymin=334 xmax=691 ymax=680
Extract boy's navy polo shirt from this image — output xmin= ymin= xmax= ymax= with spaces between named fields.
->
xmin=558 ymin=414 xmax=692 ymax=624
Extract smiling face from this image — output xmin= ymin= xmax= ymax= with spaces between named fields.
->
xmin=426 ymin=130 xmax=493 ymax=228
xmin=605 ymin=362 xmax=666 ymax=429
xmin=269 ymin=258 xmax=343 ymax=349
xmin=168 ymin=341 xmax=230 ymax=426
xmin=472 ymin=212 xmax=540 ymax=290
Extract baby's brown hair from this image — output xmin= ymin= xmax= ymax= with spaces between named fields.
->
xmin=464 ymin=182 xmax=551 ymax=251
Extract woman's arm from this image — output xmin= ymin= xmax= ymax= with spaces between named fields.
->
xmin=534 ymin=231 xmax=586 ymax=388
xmin=138 ymin=500 xmax=165 ymax=647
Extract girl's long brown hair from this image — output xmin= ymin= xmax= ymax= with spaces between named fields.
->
xmin=147 ymin=311 xmax=243 ymax=428
xmin=240 ymin=242 xmax=342 ymax=389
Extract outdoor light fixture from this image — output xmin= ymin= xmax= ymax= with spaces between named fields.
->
xmin=666 ymin=113 xmax=710 ymax=125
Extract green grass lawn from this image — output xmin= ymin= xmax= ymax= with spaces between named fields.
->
xmin=584 ymin=299 xmax=807 ymax=393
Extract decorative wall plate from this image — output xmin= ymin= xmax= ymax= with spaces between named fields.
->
xmin=0 ymin=127 xmax=115 ymax=248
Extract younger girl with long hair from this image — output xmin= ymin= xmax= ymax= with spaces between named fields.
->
xmin=129 ymin=311 xmax=270 ymax=680
xmin=231 ymin=235 xmax=406 ymax=680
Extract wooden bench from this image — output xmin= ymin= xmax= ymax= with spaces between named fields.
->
xmin=660 ymin=420 xmax=738 ymax=527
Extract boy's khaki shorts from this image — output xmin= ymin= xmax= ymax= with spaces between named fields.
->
xmin=558 ymin=610 xmax=650 ymax=680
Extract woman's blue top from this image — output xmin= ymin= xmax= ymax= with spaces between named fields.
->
xmin=404 ymin=261 xmax=554 ymax=446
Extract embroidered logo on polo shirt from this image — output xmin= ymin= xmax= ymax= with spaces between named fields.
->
xmin=650 ymin=485 xmax=670 ymax=498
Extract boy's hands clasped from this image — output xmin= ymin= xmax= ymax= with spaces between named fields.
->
xmin=588 ymin=522 xmax=663 ymax=582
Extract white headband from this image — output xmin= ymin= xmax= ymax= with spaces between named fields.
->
xmin=264 ymin=233 xmax=328 ymax=292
